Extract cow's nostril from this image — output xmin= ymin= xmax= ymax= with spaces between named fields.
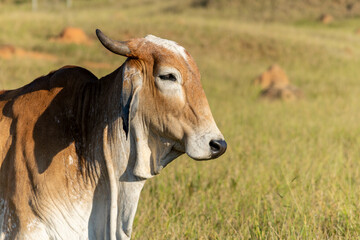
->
xmin=210 ymin=140 xmax=221 ymax=152
xmin=209 ymin=139 xmax=227 ymax=159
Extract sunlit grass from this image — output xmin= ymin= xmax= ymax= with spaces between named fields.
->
xmin=2 ymin=1 xmax=360 ymax=239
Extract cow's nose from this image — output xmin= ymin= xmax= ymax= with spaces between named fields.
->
xmin=209 ymin=139 xmax=227 ymax=158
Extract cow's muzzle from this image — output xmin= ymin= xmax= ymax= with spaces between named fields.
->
xmin=209 ymin=139 xmax=227 ymax=159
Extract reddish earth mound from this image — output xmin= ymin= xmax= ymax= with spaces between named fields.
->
xmin=319 ymin=14 xmax=333 ymax=24
xmin=0 ymin=45 xmax=17 ymax=59
xmin=254 ymin=64 xmax=289 ymax=89
xmin=0 ymin=45 xmax=57 ymax=61
xmin=255 ymin=64 xmax=303 ymax=101
xmin=260 ymin=85 xmax=303 ymax=101
xmin=52 ymin=27 xmax=91 ymax=44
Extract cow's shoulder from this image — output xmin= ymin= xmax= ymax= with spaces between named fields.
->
xmin=29 ymin=65 xmax=98 ymax=94
xmin=0 ymin=65 xmax=100 ymax=127
xmin=48 ymin=65 xmax=99 ymax=88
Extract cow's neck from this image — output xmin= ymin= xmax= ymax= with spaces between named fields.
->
xmin=78 ymin=66 xmax=179 ymax=239
xmin=102 ymin=68 xmax=150 ymax=239
xmin=76 ymin=67 xmax=129 ymax=172
xmin=78 ymin=67 xmax=146 ymax=239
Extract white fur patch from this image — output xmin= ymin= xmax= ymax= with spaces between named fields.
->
xmin=68 ymin=155 xmax=74 ymax=165
xmin=145 ymin=35 xmax=188 ymax=61
xmin=185 ymin=121 xmax=224 ymax=160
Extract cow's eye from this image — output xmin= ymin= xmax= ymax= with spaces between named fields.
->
xmin=159 ymin=74 xmax=177 ymax=81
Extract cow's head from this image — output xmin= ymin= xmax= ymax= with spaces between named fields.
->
xmin=96 ymin=29 xmax=227 ymax=178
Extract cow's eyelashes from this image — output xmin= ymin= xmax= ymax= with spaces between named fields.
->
xmin=159 ymin=74 xmax=177 ymax=81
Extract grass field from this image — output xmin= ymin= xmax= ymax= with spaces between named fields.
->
xmin=2 ymin=0 xmax=360 ymax=239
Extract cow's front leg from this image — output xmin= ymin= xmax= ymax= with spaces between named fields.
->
xmin=116 ymin=180 xmax=145 ymax=240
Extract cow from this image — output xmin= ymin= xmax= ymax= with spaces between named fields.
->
xmin=0 ymin=29 xmax=227 ymax=240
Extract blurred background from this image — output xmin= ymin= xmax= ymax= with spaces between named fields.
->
xmin=2 ymin=0 xmax=360 ymax=239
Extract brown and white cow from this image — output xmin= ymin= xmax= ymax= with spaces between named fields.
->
xmin=0 ymin=29 xmax=227 ymax=240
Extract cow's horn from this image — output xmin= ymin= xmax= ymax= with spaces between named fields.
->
xmin=96 ymin=29 xmax=131 ymax=56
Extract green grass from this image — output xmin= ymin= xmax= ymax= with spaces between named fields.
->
xmin=2 ymin=0 xmax=360 ymax=239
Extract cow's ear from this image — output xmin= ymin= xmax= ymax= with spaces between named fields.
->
xmin=120 ymin=64 xmax=142 ymax=138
